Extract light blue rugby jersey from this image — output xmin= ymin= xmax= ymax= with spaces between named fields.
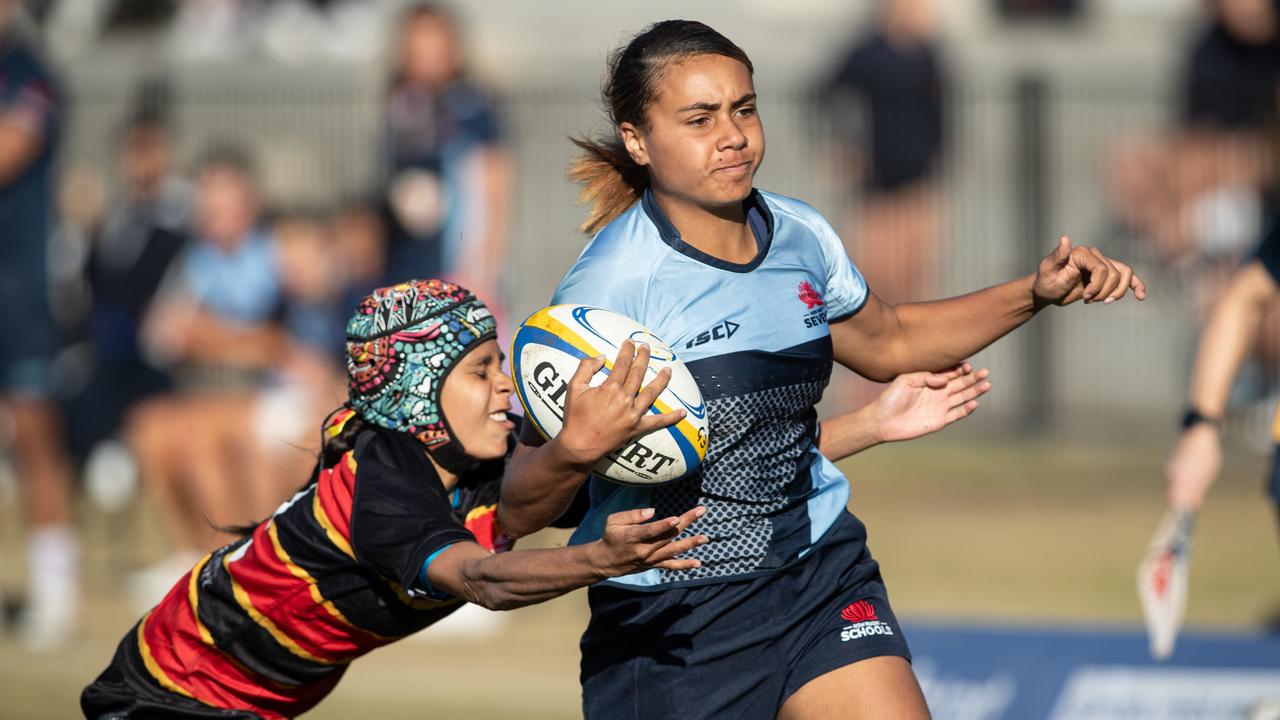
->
xmin=554 ymin=187 xmax=869 ymax=589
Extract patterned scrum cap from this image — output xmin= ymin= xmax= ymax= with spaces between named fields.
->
xmin=346 ymin=279 xmax=497 ymax=455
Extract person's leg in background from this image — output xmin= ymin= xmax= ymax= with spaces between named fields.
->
xmin=2 ymin=372 xmax=79 ymax=653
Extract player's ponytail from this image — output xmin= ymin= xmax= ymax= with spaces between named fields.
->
xmin=570 ymin=20 xmax=753 ymax=235
xmin=568 ymin=136 xmax=648 ymax=236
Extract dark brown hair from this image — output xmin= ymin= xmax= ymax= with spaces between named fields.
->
xmin=569 ymin=20 xmax=753 ymax=235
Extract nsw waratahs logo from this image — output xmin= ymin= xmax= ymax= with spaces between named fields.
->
xmin=838 ymin=600 xmax=894 ymax=642
xmin=797 ymin=281 xmax=824 ymax=309
xmin=798 ymin=280 xmax=829 ymax=328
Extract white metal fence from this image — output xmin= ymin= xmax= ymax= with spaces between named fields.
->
xmin=60 ymin=65 xmax=1276 ymax=440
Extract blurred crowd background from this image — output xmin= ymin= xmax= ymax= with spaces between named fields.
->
xmin=1 ymin=0 xmax=1279 ymax=714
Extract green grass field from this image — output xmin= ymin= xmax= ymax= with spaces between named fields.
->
xmin=1 ymin=436 xmax=1276 ymax=719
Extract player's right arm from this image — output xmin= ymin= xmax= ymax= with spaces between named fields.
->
xmin=1167 ymin=260 xmax=1279 ymax=510
xmin=424 ymin=506 xmax=707 ymax=610
xmin=497 ymin=340 xmax=684 ymax=538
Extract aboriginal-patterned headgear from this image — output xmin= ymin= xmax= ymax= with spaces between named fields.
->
xmin=346 ymin=279 xmax=497 ymax=472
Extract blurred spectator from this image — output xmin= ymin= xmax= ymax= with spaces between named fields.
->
xmin=331 ymin=199 xmax=387 ymax=308
xmin=0 ymin=0 xmax=79 ymax=652
xmin=381 ymin=2 xmax=512 ymax=315
xmin=125 ymin=153 xmax=369 ymax=611
xmin=1107 ymin=0 xmax=1280 ymax=301
xmin=820 ymin=0 xmax=946 ymax=305
xmin=126 ymin=145 xmax=285 ymax=602
xmin=1107 ymin=0 xmax=1280 ymax=437
xmin=61 ymin=96 xmax=190 ymax=464
xmin=249 ymin=210 xmax=349 ymax=516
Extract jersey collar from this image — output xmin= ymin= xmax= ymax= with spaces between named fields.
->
xmin=641 ymin=187 xmax=774 ymax=273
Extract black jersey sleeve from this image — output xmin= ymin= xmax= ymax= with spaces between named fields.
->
xmin=1254 ymin=221 xmax=1280 ymax=285
xmin=348 ymin=429 xmax=475 ymax=591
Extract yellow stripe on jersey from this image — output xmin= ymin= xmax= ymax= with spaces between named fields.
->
xmin=312 ymin=492 xmax=355 ymax=560
xmin=222 ymin=554 xmax=345 ymax=667
xmin=137 ymin=612 xmax=196 ymax=699
xmin=1272 ymin=405 xmax=1279 ymax=443
xmin=187 ymin=554 xmax=216 ymax=646
xmin=265 ymin=520 xmax=391 ymax=641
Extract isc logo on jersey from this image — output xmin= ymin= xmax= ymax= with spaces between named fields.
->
xmin=511 ymin=305 xmax=709 ymax=485
xmin=684 ymin=320 xmax=739 ymax=349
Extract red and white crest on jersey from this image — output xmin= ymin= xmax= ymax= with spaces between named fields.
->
xmin=840 ymin=600 xmax=878 ymax=623
xmin=798 ymin=281 xmax=824 ymax=309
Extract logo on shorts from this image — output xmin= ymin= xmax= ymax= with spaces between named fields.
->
xmin=838 ymin=600 xmax=895 ymax=642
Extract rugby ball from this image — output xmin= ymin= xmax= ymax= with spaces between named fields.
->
xmin=511 ymin=305 xmax=708 ymax=485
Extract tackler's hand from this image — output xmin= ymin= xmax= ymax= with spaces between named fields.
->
xmin=588 ymin=506 xmax=709 ymax=576
xmin=874 ymin=363 xmax=992 ymax=443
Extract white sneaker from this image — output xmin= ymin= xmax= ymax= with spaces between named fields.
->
xmin=20 ymin=525 xmax=80 ymax=654
xmin=85 ymin=439 xmax=140 ymax=514
xmin=17 ymin=601 xmax=76 ymax=654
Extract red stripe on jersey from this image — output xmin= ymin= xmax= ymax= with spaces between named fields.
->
xmin=228 ymin=523 xmax=389 ymax=660
xmin=315 ymin=452 xmax=356 ymax=545
xmin=141 ymin=572 xmax=341 ymax=718
xmin=464 ymin=504 xmax=513 ymax=553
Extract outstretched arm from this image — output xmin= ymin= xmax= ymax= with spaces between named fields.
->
xmin=817 ymin=363 xmax=991 ymax=462
xmin=497 ymin=340 xmax=684 ymax=538
xmin=424 ymin=506 xmax=706 ymax=610
xmin=832 ymin=236 xmax=1146 ymax=381
xmin=1166 ymin=261 xmax=1278 ymax=510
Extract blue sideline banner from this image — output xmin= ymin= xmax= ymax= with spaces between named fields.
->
xmin=904 ymin=622 xmax=1280 ymax=719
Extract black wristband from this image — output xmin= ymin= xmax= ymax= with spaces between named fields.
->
xmin=1180 ymin=408 xmax=1219 ymax=431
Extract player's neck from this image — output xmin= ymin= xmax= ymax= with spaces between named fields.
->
xmin=652 ymin=190 xmax=756 ymax=265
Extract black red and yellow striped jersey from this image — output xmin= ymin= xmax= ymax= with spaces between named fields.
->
xmin=134 ymin=425 xmax=513 ymax=719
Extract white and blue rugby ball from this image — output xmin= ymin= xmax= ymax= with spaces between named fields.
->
xmin=511 ymin=305 xmax=708 ymax=485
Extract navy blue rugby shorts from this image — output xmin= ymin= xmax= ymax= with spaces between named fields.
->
xmin=0 ymin=259 xmax=57 ymax=397
xmin=579 ymin=510 xmax=910 ymax=720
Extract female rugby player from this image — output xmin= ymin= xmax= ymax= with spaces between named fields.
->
xmin=81 ymin=280 xmax=706 ymax=719
xmin=499 ymin=20 xmax=1145 ymax=720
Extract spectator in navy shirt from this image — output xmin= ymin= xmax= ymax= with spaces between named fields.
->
xmin=381 ymin=3 xmax=512 ymax=339
xmin=821 ymin=0 xmax=946 ymax=308
xmin=63 ymin=102 xmax=190 ymax=464
xmin=0 ymin=0 xmax=80 ymax=653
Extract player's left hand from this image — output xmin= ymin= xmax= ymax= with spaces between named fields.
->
xmin=1032 ymin=235 xmax=1147 ymax=308
xmin=874 ymin=363 xmax=992 ymax=443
